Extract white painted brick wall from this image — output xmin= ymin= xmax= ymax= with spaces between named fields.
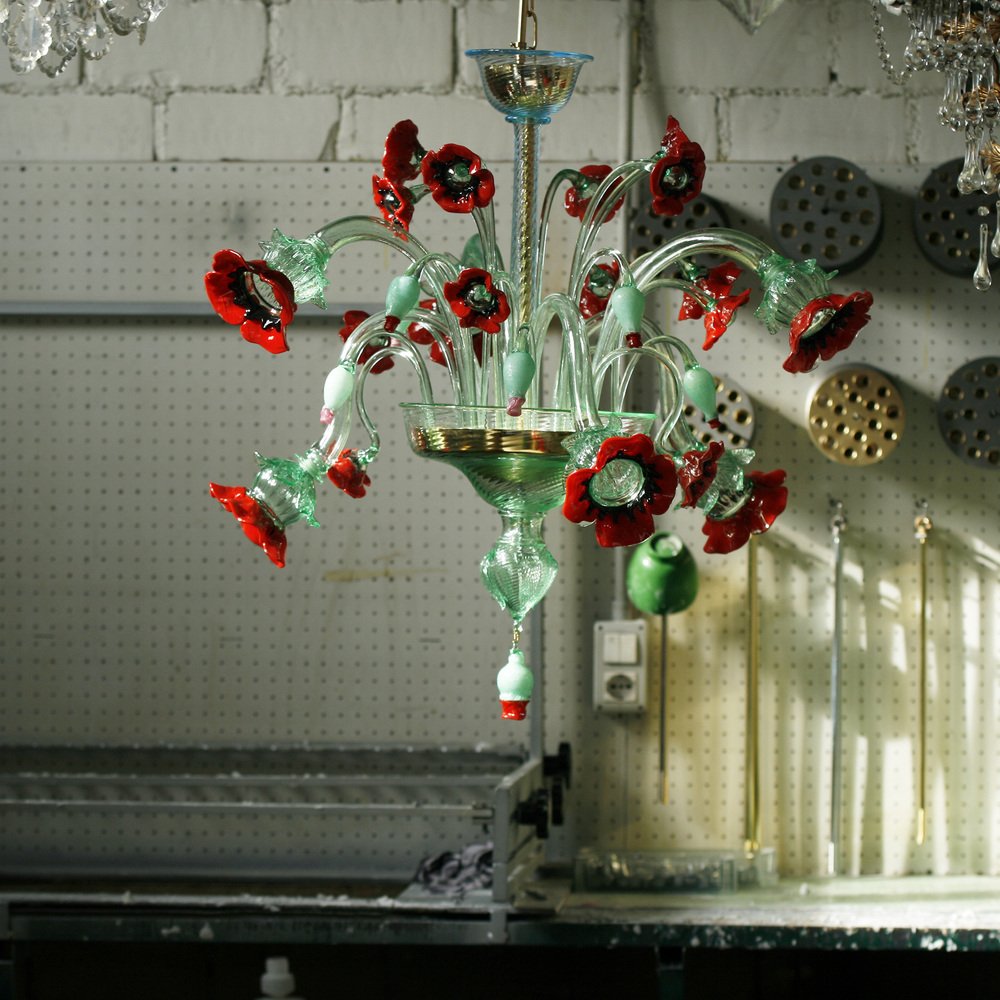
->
xmin=0 ymin=0 xmax=972 ymax=170
xmin=163 ymin=94 xmax=340 ymax=160
xmin=273 ymin=0 xmax=454 ymax=93
xmin=0 ymin=95 xmax=153 ymax=160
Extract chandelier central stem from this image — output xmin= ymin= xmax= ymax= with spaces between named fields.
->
xmin=511 ymin=119 xmax=541 ymax=330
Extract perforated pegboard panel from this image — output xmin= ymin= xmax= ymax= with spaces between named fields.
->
xmin=541 ymin=164 xmax=999 ymax=879
xmin=1 ymin=163 xmax=998 ymax=879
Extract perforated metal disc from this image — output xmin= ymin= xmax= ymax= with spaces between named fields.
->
xmin=913 ymin=159 xmax=994 ymax=276
xmin=683 ymin=373 xmax=756 ymax=449
xmin=936 ymin=356 xmax=1000 ymax=469
xmin=806 ymin=364 xmax=904 ymax=466
xmin=770 ymin=156 xmax=882 ymax=272
xmin=627 ymin=193 xmax=729 ymax=266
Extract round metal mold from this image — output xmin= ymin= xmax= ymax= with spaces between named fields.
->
xmin=627 ymin=193 xmax=729 ymax=267
xmin=770 ymin=156 xmax=883 ymax=272
xmin=806 ymin=364 xmax=904 ymax=466
xmin=683 ymin=373 xmax=756 ymax=449
xmin=936 ymin=356 xmax=1000 ymax=470
xmin=913 ymin=158 xmax=995 ymax=277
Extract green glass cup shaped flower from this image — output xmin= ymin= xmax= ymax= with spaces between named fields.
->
xmin=402 ymin=404 xmax=653 ymax=626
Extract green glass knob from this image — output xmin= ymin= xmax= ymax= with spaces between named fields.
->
xmin=610 ymin=284 xmax=646 ymax=333
xmin=626 ymin=532 xmax=699 ymax=615
xmin=323 ymin=364 xmax=354 ymax=411
xmin=683 ymin=364 xmax=718 ymax=417
xmin=384 ymin=274 xmax=421 ymax=331
xmin=503 ymin=350 xmax=536 ymax=416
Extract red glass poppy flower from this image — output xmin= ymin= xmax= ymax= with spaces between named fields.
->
xmin=701 ymin=469 xmax=788 ymax=554
xmin=382 ymin=119 xmax=426 ymax=185
xmin=209 ymin=483 xmax=287 ymax=567
xmin=676 ymin=441 xmax=725 ymax=508
xmin=649 ymin=116 xmax=706 ymax=217
xmin=340 ymin=309 xmax=394 ymax=375
xmin=677 ymin=262 xmax=752 ymax=350
xmin=564 ymin=164 xmax=625 ymax=222
xmin=444 ymin=268 xmax=511 ymax=333
xmin=429 ymin=332 xmax=484 ymax=368
xmin=204 ymin=249 xmax=296 ymax=355
xmin=406 ymin=298 xmax=438 ymax=345
xmin=327 ymin=449 xmax=371 ymax=499
xmin=563 ymin=434 xmax=678 ymax=548
xmin=783 ymin=291 xmax=873 ymax=374
xmin=372 ymin=175 xmax=414 ymax=230
xmin=422 ymin=143 xmax=495 ymax=213
xmin=579 ymin=261 xmax=621 ymax=320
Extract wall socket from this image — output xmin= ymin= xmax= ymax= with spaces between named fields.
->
xmin=593 ymin=619 xmax=647 ymax=713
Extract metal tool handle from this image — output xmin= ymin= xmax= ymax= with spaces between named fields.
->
xmin=827 ymin=499 xmax=847 ymax=876
xmin=914 ymin=503 xmax=933 ymax=845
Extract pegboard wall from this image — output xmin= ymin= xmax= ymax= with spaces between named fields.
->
xmin=0 ymin=161 xmax=998 ymax=880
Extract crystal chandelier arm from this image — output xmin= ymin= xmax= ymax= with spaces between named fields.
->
xmin=640 ymin=331 xmax=699 ymax=371
xmin=472 ymin=203 xmax=504 ymax=273
xmin=630 ymin=228 xmax=774 ymax=287
xmin=592 ymin=345 xmax=684 ymax=451
xmin=408 ymin=255 xmax=483 ymax=404
xmin=341 ymin=309 xmax=465 ymax=404
xmin=353 ymin=341 xmax=435 ymax=464
xmin=571 ymin=246 xmax=636 ymax=304
xmin=313 ymin=216 xmax=434 ymax=265
xmin=534 ymin=168 xmax=592 ymax=314
xmin=534 ymin=292 xmax=603 ymax=428
xmin=640 ymin=277 xmax=714 ymax=318
xmin=569 ymin=160 xmax=652 ymax=284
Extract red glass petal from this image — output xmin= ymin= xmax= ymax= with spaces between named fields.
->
xmin=382 ymin=119 xmax=424 ymax=185
xmin=594 ymin=507 xmax=656 ymax=548
xmin=784 ymin=291 xmax=872 ymax=374
xmin=209 ymin=482 xmax=287 ymax=567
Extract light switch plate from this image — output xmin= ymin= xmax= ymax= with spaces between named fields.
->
xmin=593 ymin=620 xmax=647 ymax=713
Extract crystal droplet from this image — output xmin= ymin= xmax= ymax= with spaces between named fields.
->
xmin=974 ymin=222 xmax=992 ymax=290
xmin=958 ymin=131 xmax=987 ymax=194
xmin=11 ymin=0 xmax=51 ymax=62
xmin=991 ymin=203 xmax=1000 ymax=257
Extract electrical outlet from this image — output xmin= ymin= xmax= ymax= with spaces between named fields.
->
xmin=593 ymin=620 xmax=647 ymax=712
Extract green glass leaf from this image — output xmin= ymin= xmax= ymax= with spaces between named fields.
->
xmin=260 ymin=228 xmax=332 ymax=309
xmin=249 ymin=452 xmax=322 ymax=529
xmin=755 ymin=252 xmax=837 ymax=335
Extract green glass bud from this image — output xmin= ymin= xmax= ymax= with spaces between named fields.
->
xmin=626 ymin=532 xmax=699 ymax=616
xmin=384 ymin=274 xmax=421 ymax=325
xmin=683 ymin=364 xmax=718 ymax=416
xmin=610 ymin=284 xmax=646 ymax=332
xmin=502 ymin=351 xmax=536 ymax=400
xmin=323 ymin=364 xmax=354 ymax=411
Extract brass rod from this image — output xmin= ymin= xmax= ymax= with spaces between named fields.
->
xmin=744 ymin=535 xmax=760 ymax=854
xmin=915 ymin=511 xmax=932 ymax=845
xmin=827 ymin=501 xmax=847 ymax=876
xmin=659 ymin=613 xmax=669 ymax=804
xmin=511 ymin=119 xmax=540 ymax=331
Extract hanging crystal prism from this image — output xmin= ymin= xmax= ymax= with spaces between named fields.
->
xmin=716 ymin=0 xmax=788 ymax=34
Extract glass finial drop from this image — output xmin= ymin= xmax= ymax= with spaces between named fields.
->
xmin=974 ymin=221 xmax=992 ymax=290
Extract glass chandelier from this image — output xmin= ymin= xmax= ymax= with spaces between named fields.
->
xmin=1 ymin=0 xmax=167 ymax=75
xmin=873 ymin=0 xmax=1000 ymax=285
xmin=206 ymin=3 xmax=872 ymax=720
